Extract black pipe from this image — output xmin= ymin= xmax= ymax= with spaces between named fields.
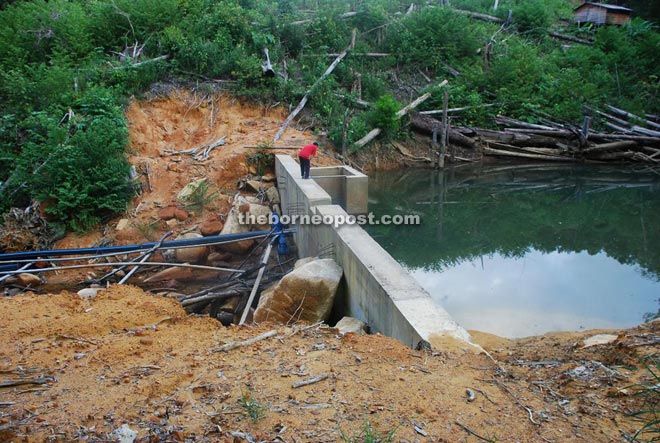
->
xmin=0 ymin=229 xmax=293 ymax=263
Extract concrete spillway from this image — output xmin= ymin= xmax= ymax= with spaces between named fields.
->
xmin=275 ymin=154 xmax=471 ymax=349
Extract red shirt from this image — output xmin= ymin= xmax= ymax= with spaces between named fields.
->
xmin=299 ymin=144 xmax=317 ymax=159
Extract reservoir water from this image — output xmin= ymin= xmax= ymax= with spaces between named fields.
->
xmin=366 ymin=163 xmax=660 ymax=338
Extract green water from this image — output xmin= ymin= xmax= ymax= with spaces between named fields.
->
xmin=366 ymin=163 xmax=660 ymax=338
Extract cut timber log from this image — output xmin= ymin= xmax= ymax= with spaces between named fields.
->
xmin=354 ymin=80 xmax=448 ymax=148
xmin=454 ymin=8 xmax=504 ymax=23
xmin=410 ymin=114 xmax=479 ymax=149
xmin=274 ymin=29 xmax=356 ymax=142
xmin=483 ymin=147 xmax=574 ymax=161
xmin=549 ymin=31 xmax=593 ymax=45
xmin=581 ymin=140 xmax=638 ymax=154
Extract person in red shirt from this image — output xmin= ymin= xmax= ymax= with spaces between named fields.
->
xmin=298 ymin=141 xmax=318 ymax=179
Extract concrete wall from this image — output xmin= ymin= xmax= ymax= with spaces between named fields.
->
xmin=275 ymin=154 xmax=471 ymax=349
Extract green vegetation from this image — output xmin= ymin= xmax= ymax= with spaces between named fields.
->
xmin=239 ymin=390 xmax=266 ymax=423
xmin=0 ymin=0 xmax=659 ymax=232
xmin=340 ymin=418 xmax=397 ymax=443
xmin=179 ymin=179 xmax=220 ymax=214
xmin=631 ymin=354 xmax=660 ymax=442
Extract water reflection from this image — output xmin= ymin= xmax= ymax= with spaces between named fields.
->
xmin=367 ymin=163 xmax=660 ymax=338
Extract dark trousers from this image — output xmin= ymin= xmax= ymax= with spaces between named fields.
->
xmin=299 ymin=156 xmax=311 ymax=179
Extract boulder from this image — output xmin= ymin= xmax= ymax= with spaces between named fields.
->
xmin=254 ymin=258 xmax=343 ymax=324
xmin=335 ymin=316 xmax=367 ymax=335
xmin=174 ymin=208 xmax=189 ymax=221
xmin=208 ymin=251 xmax=232 ymax=263
xmin=266 ymin=187 xmax=280 ymax=204
xmin=248 ymin=204 xmax=272 ymax=231
xmin=158 ymin=206 xmax=177 ymax=220
xmin=582 ymin=334 xmax=619 ymax=348
xmin=11 ymin=273 xmax=44 ymax=287
xmin=246 ymin=180 xmax=263 ymax=193
xmin=174 ymin=232 xmax=208 ymax=263
xmin=262 ymin=172 xmax=276 ymax=182
xmin=116 ymin=218 xmax=130 ymax=231
xmin=294 ymin=257 xmax=315 ymax=269
xmin=218 ymin=208 xmax=253 ymax=254
xmin=200 ymin=220 xmax=224 ymax=236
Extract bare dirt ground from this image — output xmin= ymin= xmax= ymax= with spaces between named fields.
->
xmin=1 ymin=90 xmax=659 ymax=442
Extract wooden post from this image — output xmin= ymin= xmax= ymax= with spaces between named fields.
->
xmin=432 ymin=126 xmax=439 ymax=168
xmin=341 ymin=108 xmax=351 ymax=159
xmin=439 ymin=90 xmax=449 ymax=168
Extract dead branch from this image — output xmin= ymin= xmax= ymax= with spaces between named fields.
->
xmin=164 ymin=137 xmax=225 ymax=161
xmin=292 ymin=373 xmax=330 ymax=388
xmin=274 ymin=29 xmax=357 ymax=142
xmin=455 ymin=420 xmax=493 ymax=442
xmin=112 ymin=54 xmax=170 ymax=70
xmin=0 ymin=376 xmax=56 ymax=388
xmin=212 ymin=329 xmax=278 ymax=352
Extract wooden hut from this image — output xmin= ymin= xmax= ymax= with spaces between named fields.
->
xmin=574 ymin=2 xmax=632 ymax=25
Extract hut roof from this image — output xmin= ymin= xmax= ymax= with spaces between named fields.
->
xmin=574 ymin=2 xmax=632 ymax=13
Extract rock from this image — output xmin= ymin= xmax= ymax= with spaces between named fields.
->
xmin=77 ymin=287 xmax=102 ymax=300
xmin=158 ymin=206 xmax=177 ymax=220
xmin=238 ymin=203 xmax=250 ymax=214
xmin=208 ymin=252 xmax=232 ymax=263
xmin=335 ymin=317 xmax=367 ymax=335
xmin=174 ymin=233 xmax=208 ymax=263
xmin=266 ymin=187 xmax=280 ymax=204
xmin=582 ymin=334 xmax=619 ymax=348
xmin=165 ymin=219 xmax=178 ymax=228
xmin=200 ymin=220 xmax=224 ymax=236
xmin=262 ymin=172 xmax=276 ymax=182
xmin=174 ymin=208 xmax=189 ymax=221
xmin=116 ymin=219 xmax=130 ymax=231
xmin=177 ymin=178 xmax=207 ymax=201
xmin=112 ymin=424 xmax=137 ymax=443
xmin=139 ymin=337 xmax=153 ymax=345
xmin=294 ymin=257 xmax=315 ymax=269
xmin=246 ymin=180 xmax=263 ymax=192
xmin=254 ymin=258 xmax=343 ymax=324
xmin=248 ymin=204 xmax=272 ymax=230
xmin=16 ymin=273 xmax=44 ymax=287
xmin=218 ymin=209 xmax=253 ymax=254
xmin=143 ymin=266 xmax=194 ymax=283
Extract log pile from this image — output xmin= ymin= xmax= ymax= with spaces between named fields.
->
xmin=409 ymin=110 xmax=660 ymax=164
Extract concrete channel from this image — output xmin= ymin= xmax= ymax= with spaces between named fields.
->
xmin=275 ymin=154 xmax=472 ymax=349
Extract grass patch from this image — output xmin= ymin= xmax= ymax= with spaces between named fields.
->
xmin=340 ymin=418 xmax=397 ymax=443
xmin=630 ymin=354 xmax=660 ymax=442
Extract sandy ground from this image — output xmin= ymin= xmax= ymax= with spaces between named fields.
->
xmin=1 ymin=286 xmax=658 ymax=442
xmin=1 ymin=90 xmax=659 ymax=442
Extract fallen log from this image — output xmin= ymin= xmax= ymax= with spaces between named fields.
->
xmin=454 ymin=8 xmax=504 ymax=23
xmin=590 ymin=151 xmax=636 ymax=160
xmin=483 ymin=147 xmax=574 ymax=161
xmin=409 ymin=114 xmax=479 ymax=150
xmin=274 ymin=29 xmax=356 ymax=142
xmin=549 ymin=31 xmax=593 ymax=45
xmin=581 ymin=140 xmax=638 ymax=154
xmin=607 ymin=105 xmax=660 ymax=131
